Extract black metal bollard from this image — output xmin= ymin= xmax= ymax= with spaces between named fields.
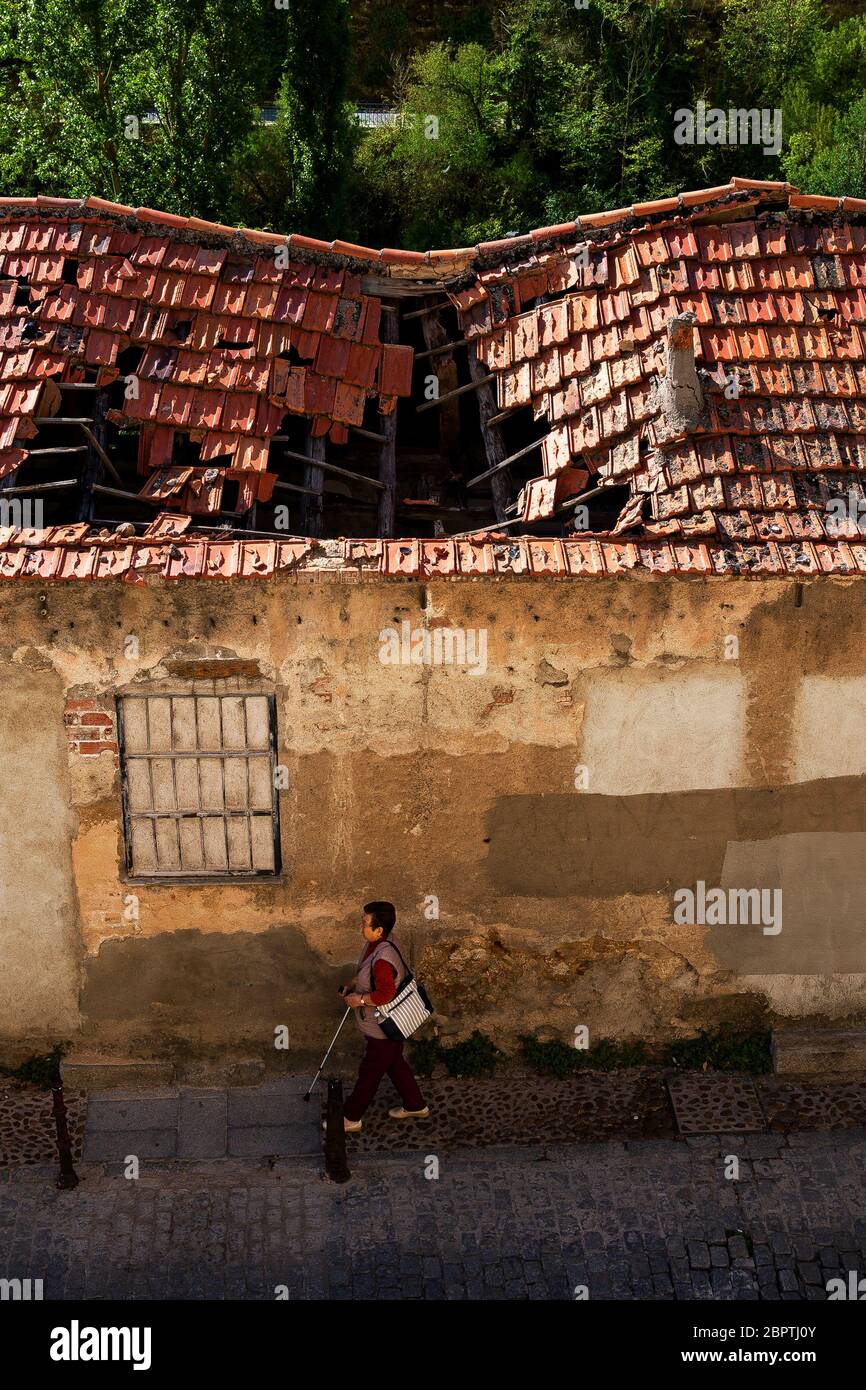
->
xmin=324 ymin=1077 xmax=351 ymax=1183
xmin=51 ymin=1080 xmax=79 ymax=1190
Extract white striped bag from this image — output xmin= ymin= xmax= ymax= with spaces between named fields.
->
xmin=373 ymin=944 xmax=434 ymax=1041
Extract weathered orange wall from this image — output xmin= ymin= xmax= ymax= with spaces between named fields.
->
xmin=2 ymin=570 xmax=866 ymax=1063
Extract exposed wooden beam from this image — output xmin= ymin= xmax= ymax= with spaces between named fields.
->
xmin=467 ymin=437 xmax=543 ymax=487
xmin=300 ymin=426 xmax=325 ymax=537
xmin=467 ymin=346 xmax=510 ymax=522
xmin=450 ymin=515 xmax=527 ymax=538
xmin=419 ymin=304 xmax=461 ymax=461
xmin=359 ymin=278 xmax=436 ymax=300
xmin=79 ymin=424 xmax=123 ymax=486
xmin=560 ymin=483 xmax=608 ymax=511
xmin=359 ymin=283 xmax=452 ymax=305
xmin=402 ymin=299 xmax=452 ymax=320
xmin=78 ymin=388 xmax=109 ymax=522
xmin=92 ymin=483 xmax=162 ymax=505
xmin=273 ymin=479 xmax=323 ymax=499
xmin=415 ymin=337 xmax=469 ymax=361
xmin=272 ymin=443 xmax=385 ymax=492
xmin=453 ymin=483 xmax=613 ymax=536
xmin=20 ymin=446 xmax=88 ymax=458
xmin=2 ymin=479 xmax=77 ymax=495
xmin=349 ymin=424 xmax=388 ymax=444
xmin=415 ymin=373 xmax=495 ymax=413
xmin=376 ymin=308 xmax=399 ymax=537
xmin=658 ymin=310 xmax=704 ymax=431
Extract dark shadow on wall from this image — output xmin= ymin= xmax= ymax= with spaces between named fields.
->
xmin=80 ymin=925 xmax=350 ymax=1041
xmin=486 ymin=776 xmax=866 ymax=976
xmin=486 ymin=776 xmax=866 ymax=898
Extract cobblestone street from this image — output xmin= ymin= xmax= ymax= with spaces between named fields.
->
xmin=2 ymin=1130 xmax=866 ymax=1301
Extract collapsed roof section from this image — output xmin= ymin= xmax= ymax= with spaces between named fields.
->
xmin=1 ymin=179 xmax=866 ymax=577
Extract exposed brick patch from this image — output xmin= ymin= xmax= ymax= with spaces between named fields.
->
xmin=64 ymin=698 xmax=118 ymax=762
xmin=76 ymin=740 xmax=118 ymax=757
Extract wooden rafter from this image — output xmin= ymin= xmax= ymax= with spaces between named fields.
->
xmin=300 ymin=426 xmax=326 ymax=537
xmin=467 ymin=346 xmax=511 ymax=523
xmin=376 ymin=305 xmax=399 ymax=537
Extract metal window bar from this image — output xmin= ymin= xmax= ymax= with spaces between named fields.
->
xmin=218 ymin=696 xmax=230 ymax=871
xmin=193 ymin=696 xmax=205 ymax=869
xmin=243 ymin=699 xmax=252 ymax=870
xmin=144 ymin=698 xmax=158 ymax=869
xmin=170 ymin=697 xmax=181 ymax=869
xmin=117 ymin=692 xmax=281 ymax=879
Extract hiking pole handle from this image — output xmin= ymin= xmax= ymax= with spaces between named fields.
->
xmin=302 ymin=1005 xmax=352 ymax=1101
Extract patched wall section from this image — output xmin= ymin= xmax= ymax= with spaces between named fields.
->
xmin=578 ymin=667 xmax=745 ymax=796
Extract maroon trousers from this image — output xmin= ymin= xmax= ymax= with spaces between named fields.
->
xmin=344 ymin=1037 xmax=426 ymax=1121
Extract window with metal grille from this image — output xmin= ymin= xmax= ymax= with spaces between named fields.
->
xmin=117 ymin=692 xmax=281 ymax=878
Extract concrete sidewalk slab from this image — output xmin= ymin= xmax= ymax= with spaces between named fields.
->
xmin=86 ymin=1093 xmax=180 ymax=1132
xmin=80 ymin=1074 xmax=320 ymax=1164
xmin=178 ymin=1091 xmax=228 ymax=1159
xmin=82 ymin=1128 xmax=177 ymax=1162
xmin=228 ymin=1088 xmax=307 ymax=1128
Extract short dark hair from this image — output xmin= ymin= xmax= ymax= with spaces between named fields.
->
xmin=364 ymin=900 xmax=396 ymax=936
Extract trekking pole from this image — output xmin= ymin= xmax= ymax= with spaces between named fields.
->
xmin=302 ymin=1006 xmax=352 ymax=1101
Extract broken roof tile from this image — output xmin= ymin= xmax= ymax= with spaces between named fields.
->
xmin=332 ymin=379 xmax=367 ymax=426
xmin=379 ymin=343 xmax=414 ymax=397
xmin=384 ymin=540 xmax=420 ymax=576
xmin=563 ymin=539 xmax=605 ymax=575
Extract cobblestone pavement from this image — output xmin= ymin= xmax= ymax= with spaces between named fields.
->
xmin=8 ymin=1068 xmax=866 ymax=1166
xmin=2 ymin=1130 xmax=866 ymax=1300
xmin=0 ymin=1082 xmax=85 ymax=1166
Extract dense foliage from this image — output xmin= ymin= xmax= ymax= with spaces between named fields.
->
xmin=0 ymin=0 xmax=863 ymax=244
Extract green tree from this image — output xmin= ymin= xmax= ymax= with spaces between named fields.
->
xmin=718 ymin=0 xmax=826 ymax=108
xmin=779 ymin=15 xmax=866 ymax=196
xmin=0 ymin=0 xmax=263 ymax=219
xmin=353 ymin=41 xmax=526 ymax=248
xmin=138 ymin=0 xmax=263 ymax=219
xmin=782 ymin=95 xmax=866 ymax=198
xmin=237 ymin=0 xmax=356 ymax=237
xmin=0 ymin=0 xmax=152 ymax=201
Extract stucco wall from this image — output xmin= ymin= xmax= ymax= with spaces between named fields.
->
xmin=2 ymin=571 xmax=866 ymax=1060
xmin=0 ymin=655 xmax=80 ymax=1038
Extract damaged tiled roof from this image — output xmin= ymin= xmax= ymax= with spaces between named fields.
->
xmin=3 ymin=180 xmax=866 ymax=577
xmin=0 ymin=195 xmax=417 ymax=514
xmin=442 ymin=179 xmax=866 ymax=578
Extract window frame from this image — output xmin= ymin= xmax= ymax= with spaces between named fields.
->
xmin=116 ymin=690 xmax=282 ymax=883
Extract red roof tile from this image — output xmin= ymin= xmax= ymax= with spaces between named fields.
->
xmin=379 ymin=343 xmax=414 ymax=397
